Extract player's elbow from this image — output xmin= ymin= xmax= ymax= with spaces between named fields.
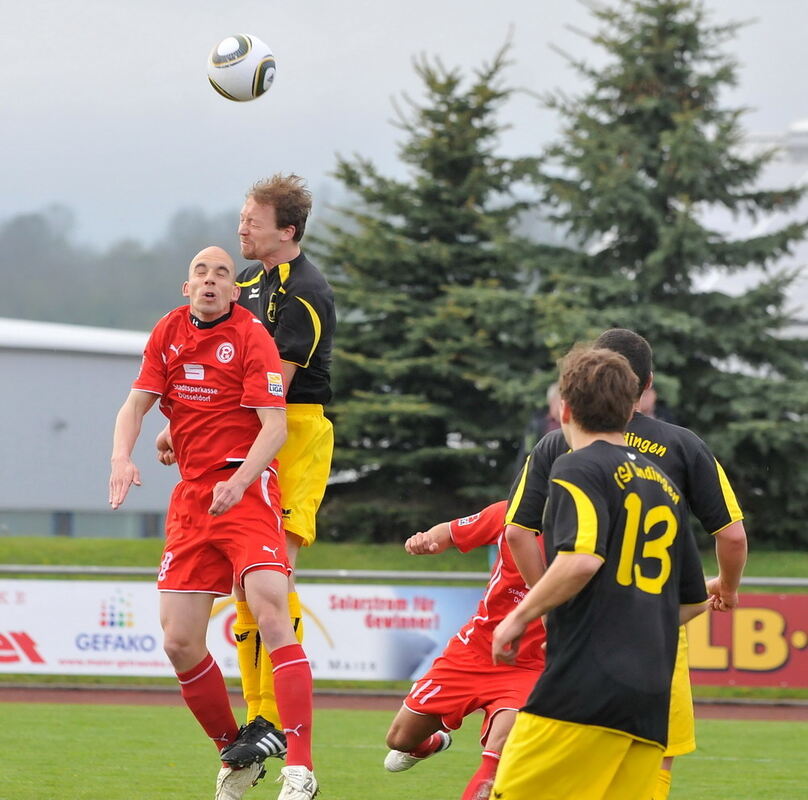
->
xmin=715 ymin=520 xmax=747 ymax=547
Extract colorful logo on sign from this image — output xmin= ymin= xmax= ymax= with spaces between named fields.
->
xmin=99 ymin=592 xmax=135 ymax=629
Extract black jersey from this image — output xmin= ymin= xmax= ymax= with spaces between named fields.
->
xmin=236 ymin=251 xmax=336 ymax=405
xmin=522 ymin=441 xmax=707 ymax=746
xmin=507 ymin=412 xmax=743 ymax=537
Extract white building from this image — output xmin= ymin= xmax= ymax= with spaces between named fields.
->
xmin=0 ymin=318 xmax=178 ymax=537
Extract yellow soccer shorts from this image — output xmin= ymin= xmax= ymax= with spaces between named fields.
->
xmin=493 ymin=712 xmax=663 ymax=800
xmin=275 ymin=404 xmax=334 ymax=546
xmin=664 ymin=625 xmax=696 ymax=757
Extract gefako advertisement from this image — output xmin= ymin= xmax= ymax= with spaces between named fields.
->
xmin=1 ymin=580 xmax=806 ymax=686
xmin=0 ymin=579 xmax=481 ymax=680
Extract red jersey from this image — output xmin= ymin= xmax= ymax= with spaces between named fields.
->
xmin=449 ymin=501 xmax=546 ymax=670
xmin=133 ymin=303 xmax=286 ymax=480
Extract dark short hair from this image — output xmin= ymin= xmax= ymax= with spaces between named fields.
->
xmin=558 ymin=346 xmax=638 ymax=433
xmin=594 ymin=328 xmax=653 ymax=400
xmin=248 ymin=174 xmax=312 ymax=242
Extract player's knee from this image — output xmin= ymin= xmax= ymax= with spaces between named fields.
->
xmin=385 ymin=723 xmax=411 ymax=752
xmin=385 ymin=729 xmax=404 ymax=751
xmin=254 ymin=608 xmax=295 ymax=650
xmin=162 ymin=632 xmax=204 ymax=670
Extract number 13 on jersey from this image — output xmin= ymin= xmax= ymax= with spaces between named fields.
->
xmin=617 ymin=492 xmax=678 ymax=594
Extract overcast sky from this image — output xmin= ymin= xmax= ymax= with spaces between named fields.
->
xmin=3 ymin=0 xmax=807 ymax=247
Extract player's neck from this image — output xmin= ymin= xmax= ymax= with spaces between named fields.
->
xmin=261 ymin=245 xmax=301 ymax=271
xmin=566 ymin=425 xmax=626 ymax=451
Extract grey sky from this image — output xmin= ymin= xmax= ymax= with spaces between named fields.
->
xmin=3 ymin=0 xmax=806 ymax=247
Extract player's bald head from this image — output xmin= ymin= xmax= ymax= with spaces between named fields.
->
xmin=188 ymin=246 xmax=236 ymax=280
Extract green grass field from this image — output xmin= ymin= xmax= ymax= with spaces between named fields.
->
xmin=0 ymin=703 xmax=803 ymax=800
xmin=3 ymin=536 xmax=808 ymax=577
xmin=0 ymin=537 xmax=491 ymax=573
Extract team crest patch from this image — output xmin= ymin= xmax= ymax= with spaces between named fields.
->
xmin=267 ymin=372 xmax=284 ymax=396
xmin=216 ymin=342 xmax=235 ymax=363
xmin=457 ymin=513 xmax=481 ymax=526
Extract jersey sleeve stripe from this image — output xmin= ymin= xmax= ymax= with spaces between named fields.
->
xmin=236 ymin=272 xmax=262 ymax=288
xmin=505 ymin=455 xmax=531 ymax=526
xmin=713 ymin=459 xmax=744 ymax=524
xmin=294 ymin=296 xmax=322 ymax=368
xmin=552 ymin=478 xmax=599 ymax=554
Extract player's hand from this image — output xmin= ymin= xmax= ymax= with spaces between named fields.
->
xmin=209 ymin=480 xmax=245 ymax=516
xmin=492 ymin=611 xmax=526 ymax=665
xmin=706 ymin=576 xmax=739 ymax=612
xmin=109 ymin=458 xmax=141 ymax=510
xmin=156 ymin=427 xmax=176 ymax=466
xmin=405 ymin=531 xmax=439 ymax=555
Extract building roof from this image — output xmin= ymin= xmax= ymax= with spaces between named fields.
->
xmin=0 ymin=317 xmax=147 ymax=356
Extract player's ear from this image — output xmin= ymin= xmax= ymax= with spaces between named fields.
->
xmin=645 ymin=372 xmax=654 ymax=392
xmin=559 ymin=399 xmax=572 ymax=424
xmin=231 ymin=283 xmax=241 ymax=301
xmin=181 ymin=281 xmax=190 ymax=298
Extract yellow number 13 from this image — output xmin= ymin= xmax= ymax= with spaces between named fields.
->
xmin=616 ymin=492 xmax=678 ymax=594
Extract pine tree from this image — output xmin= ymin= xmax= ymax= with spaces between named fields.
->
xmin=314 ymin=49 xmax=559 ymax=540
xmin=538 ymin=0 xmax=808 ymax=546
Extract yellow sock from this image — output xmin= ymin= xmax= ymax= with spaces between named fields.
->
xmin=257 ymin=591 xmax=304 ymax=724
xmin=653 ymin=768 xmax=672 ymax=800
xmin=289 ymin=591 xmax=305 ymax=643
xmin=233 ymin=601 xmax=261 ymax=722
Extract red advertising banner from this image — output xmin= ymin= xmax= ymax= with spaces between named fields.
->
xmin=687 ymin=593 xmax=808 ymax=687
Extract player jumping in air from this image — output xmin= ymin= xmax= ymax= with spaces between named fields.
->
xmin=156 ymin=177 xmax=335 ymax=793
xmin=110 ymin=246 xmax=318 ymax=800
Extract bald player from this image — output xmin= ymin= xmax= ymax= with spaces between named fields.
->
xmin=109 ymin=246 xmax=318 ymax=800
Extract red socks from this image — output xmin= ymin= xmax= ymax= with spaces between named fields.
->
xmin=411 ymin=732 xmax=446 ymax=759
xmin=461 ymin=750 xmax=501 ymax=800
xmin=271 ymin=643 xmax=314 ymax=769
xmin=176 ymin=645 xmax=314 ymax=769
xmin=176 ymin=652 xmax=238 ymax=752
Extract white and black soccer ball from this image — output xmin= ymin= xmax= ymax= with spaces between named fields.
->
xmin=207 ymin=34 xmax=276 ymax=102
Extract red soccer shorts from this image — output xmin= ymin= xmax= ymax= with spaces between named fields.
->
xmin=403 ymin=637 xmax=542 ymax=746
xmin=158 ymin=468 xmax=289 ymax=594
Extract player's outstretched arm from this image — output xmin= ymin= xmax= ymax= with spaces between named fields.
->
xmin=209 ymin=407 xmax=287 ymax=516
xmin=404 ymin=522 xmax=452 ymax=556
xmin=492 ymin=552 xmax=601 ymax=664
xmin=109 ymin=390 xmax=158 ymax=509
xmin=708 ymin=520 xmax=747 ymax=611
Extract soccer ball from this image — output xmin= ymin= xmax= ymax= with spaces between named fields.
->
xmin=207 ymin=34 xmax=276 ymax=102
